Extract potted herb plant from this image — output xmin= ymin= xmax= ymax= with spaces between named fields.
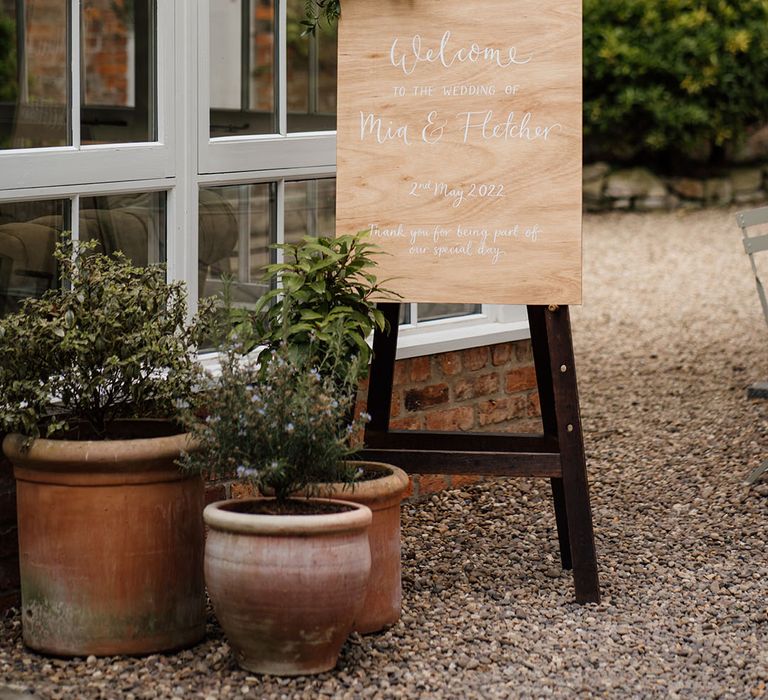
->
xmin=226 ymin=232 xmax=410 ymax=634
xmin=0 ymin=238 xmax=212 ymax=657
xmin=184 ymin=344 xmax=373 ymax=676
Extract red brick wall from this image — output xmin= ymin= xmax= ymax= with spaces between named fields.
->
xmin=360 ymin=338 xmax=541 ymax=499
xmin=204 ymin=337 xmax=542 ymax=503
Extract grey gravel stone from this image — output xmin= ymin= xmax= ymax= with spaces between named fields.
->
xmin=0 ymin=208 xmax=766 ymax=698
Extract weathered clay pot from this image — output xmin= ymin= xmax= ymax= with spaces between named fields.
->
xmin=204 ymin=497 xmax=372 ymax=676
xmin=309 ymin=461 xmax=410 ymax=634
xmin=3 ymin=425 xmax=206 ymax=657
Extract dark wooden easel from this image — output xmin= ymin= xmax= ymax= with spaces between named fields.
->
xmin=360 ymin=303 xmax=600 ymax=604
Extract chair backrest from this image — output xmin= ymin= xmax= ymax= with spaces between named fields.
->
xmin=736 ymin=206 xmax=768 ymax=328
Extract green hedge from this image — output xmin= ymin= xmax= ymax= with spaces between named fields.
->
xmin=584 ymin=0 xmax=768 ymax=166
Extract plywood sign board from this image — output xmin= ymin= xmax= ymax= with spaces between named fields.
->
xmin=336 ymin=0 xmax=582 ymax=305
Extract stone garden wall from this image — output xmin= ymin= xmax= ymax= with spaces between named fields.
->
xmin=584 ymin=163 xmax=768 ymax=212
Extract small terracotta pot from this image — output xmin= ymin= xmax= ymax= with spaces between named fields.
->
xmin=204 ymin=497 xmax=372 ymax=676
xmin=309 ymin=461 xmax=410 ymax=634
xmin=3 ymin=426 xmax=206 ymax=657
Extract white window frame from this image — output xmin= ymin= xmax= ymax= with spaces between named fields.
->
xmin=0 ymin=0 xmax=529 ymax=361
xmin=0 ymin=0 xmax=176 ymax=192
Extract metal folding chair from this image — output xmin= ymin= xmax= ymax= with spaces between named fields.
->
xmin=735 ymin=206 xmax=768 ymax=484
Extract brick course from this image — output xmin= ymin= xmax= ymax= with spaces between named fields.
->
xmin=365 ymin=338 xmax=541 ymax=499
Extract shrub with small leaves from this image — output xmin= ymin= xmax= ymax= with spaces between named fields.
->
xmin=182 ymin=344 xmax=369 ymax=503
xmin=584 ymin=0 xmax=768 ymax=166
xmin=0 ymin=237 xmax=213 ymax=440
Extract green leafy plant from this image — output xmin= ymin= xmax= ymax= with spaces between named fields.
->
xmin=584 ymin=0 xmax=768 ymax=167
xmin=182 ymin=344 xmax=368 ymax=503
xmin=224 ymin=232 xmax=396 ymax=386
xmin=301 ymin=0 xmax=340 ymax=36
xmin=0 ymin=237 xmax=213 ymax=440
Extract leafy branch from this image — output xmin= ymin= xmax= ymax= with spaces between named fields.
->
xmin=301 ymin=0 xmax=341 ymax=36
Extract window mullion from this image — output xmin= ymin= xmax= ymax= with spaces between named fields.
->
xmin=71 ymin=194 xmax=80 ymax=243
xmin=275 ymin=179 xmax=285 ymax=258
xmin=277 ymin=0 xmax=287 ymax=135
xmin=240 ymin=0 xmax=251 ymax=112
xmin=71 ymin=0 xmax=82 ymax=148
xmin=308 ymin=32 xmax=318 ymax=115
xmin=237 ymin=185 xmax=251 ymax=283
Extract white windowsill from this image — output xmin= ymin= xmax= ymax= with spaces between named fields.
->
xmin=198 ymin=319 xmax=531 ymax=372
xmin=395 ymin=319 xmax=530 ymax=359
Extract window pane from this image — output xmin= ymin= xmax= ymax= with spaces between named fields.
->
xmin=0 ymin=0 xmax=69 ymax=150
xmin=284 ymin=178 xmax=335 ymax=245
xmin=286 ymin=0 xmax=336 ymax=132
xmin=417 ymin=303 xmax=482 ymax=323
xmin=79 ymin=191 xmax=166 ymax=265
xmin=0 ymin=198 xmax=68 ymax=314
xmin=199 ymin=183 xmax=274 ymax=305
xmin=209 ymin=0 xmax=275 ymax=138
xmin=81 ymin=0 xmax=156 ymax=145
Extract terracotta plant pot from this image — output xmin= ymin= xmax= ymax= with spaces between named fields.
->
xmin=3 ymin=424 xmax=206 ymax=657
xmin=204 ymin=497 xmax=372 ymax=676
xmin=310 ymin=461 xmax=410 ymax=634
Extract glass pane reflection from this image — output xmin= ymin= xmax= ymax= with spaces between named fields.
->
xmin=417 ymin=303 xmax=482 ymax=322
xmin=199 ymin=183 xmax=274 ymax=305
xmin=209 ymin=0 xmax=276 ymax=137
xmin=0 ymin=198 xmax=68 ymax=314
xmin=81 ymin=0 xmax=157 ymax=144
xmin=284 ymin=178 xmax=335 ymax=245
xmin=79 ymin=191 xmax=167 ymax=266
xmin=0 ymin=0 xmax=69 ymax=150
xmin=286 ymin=0 xmax=336 ymax=132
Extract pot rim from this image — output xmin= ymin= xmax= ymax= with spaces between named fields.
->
xmin=3 ymin=429 xmax=196 ymax=469
xmin=314 ymin=461 xmax=410 ymax=503
xmin=204 ymin=497 xmax=372 ymax=536
xmin=4 ymin=428 xmax=199 ymax=487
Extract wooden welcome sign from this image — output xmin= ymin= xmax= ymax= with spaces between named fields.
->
xmin=336 ymin=0 xmax=582 ymax=304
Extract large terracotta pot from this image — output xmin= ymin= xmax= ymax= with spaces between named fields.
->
xmin=3 ymin=425 xmax=206 ymax=657
xmin=310 ymin=461 xmax=410 ymax=634
xmin=204 ymin=497 xmax=372 ymax=676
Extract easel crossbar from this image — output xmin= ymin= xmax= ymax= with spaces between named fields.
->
xmin=363 ymin=430 xmax=559 ymax=454
xmin=359 ymin=448 xmax=562 ymax=477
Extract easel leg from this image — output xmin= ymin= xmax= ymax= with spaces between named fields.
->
xmin=549 ymin=478 xmax=572 ymax=570
xmin=365 ymin=303 xmax=400 ymax=434
xmin=528 ymin=306 xmax=573 ymax=571
xmin=544 ymin=306 xmax=600 ymax=603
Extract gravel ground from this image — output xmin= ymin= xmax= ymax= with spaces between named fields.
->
xmin=1 ymin=207 xmax=767 ymax=699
